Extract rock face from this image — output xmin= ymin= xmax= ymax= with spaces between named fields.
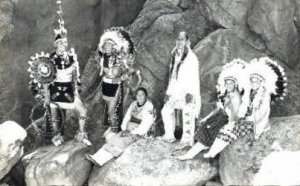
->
xmin=192 ymin=26 xmax=300 ymax=117
xmin=193 ymin=27 xmax=266 ymax=116
xmin=0 ymin=0 xmax=298 ymax=152
xmin=0 ymin=0 xmax=14 ymax=42
xmin=1 ymin=0 xmax=300 ymax=184
xmin=89 ymin=138 xmax=218 ymax=186
xmin=0 ymin=161 xmax=25 ymax=186
xmin=202 ymin=0 xmax=256 ymax=28
xmin=80 ymin=0 xmax=208 ymax=142
xmin=247 ymin=0 xmax=300 ymax=68
xmin=80 ymin=0 xmax=207 ymax=121
xmin=0 ymin=121 xmax=27 ymax=180
xmin=23 ymin=141 xmax=91 ymax=186
xmin=219 ymin=115 xmax=300 ymax=185
xmin=128 ymin=0 xmax=207 ymax=109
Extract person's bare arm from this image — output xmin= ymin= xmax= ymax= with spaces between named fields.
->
xmin=199 ymin=106 xmax=221 ymax=124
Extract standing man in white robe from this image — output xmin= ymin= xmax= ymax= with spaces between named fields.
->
xmin=159 ymin=31 xmax=201 ymax=148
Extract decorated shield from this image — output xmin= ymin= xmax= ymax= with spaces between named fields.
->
xmin=28 ymin=52 xmax=57 ymax=84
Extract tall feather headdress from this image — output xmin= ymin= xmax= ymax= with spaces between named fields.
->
xmin=98 ymin=27 xmax=135 ymax=55
xmin=217 ymin=58 xmax=248 ymax=95
xmin=247 ymin=57 xmax=288 ymax=101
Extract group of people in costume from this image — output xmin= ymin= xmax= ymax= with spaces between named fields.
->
xmin=27 ymin=1 xmax=288 ymax=167
xmin=177 ymin=57 xmax=287 ymax=160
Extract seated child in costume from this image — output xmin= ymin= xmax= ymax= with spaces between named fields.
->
xmin=86 ymin=87 xmax=156 ymax=166
xmin=202 ymin=57 xmax=287 ymax=159
xmin=177 ymin=59 xmax=248 ymax=160
xmin=179 ymin=57 xmax=287 ymax=160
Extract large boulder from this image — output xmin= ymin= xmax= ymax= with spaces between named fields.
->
xmin=23 ymin=141 xmax=92 ymax=186
xmin=98 ymin=0 xmax=145 ymax=29
xmin=193 ymin=27 xmax=266 ymax=116
xmin=219 ymin=115 xmax=300 ymax=185
xmin=128 ymin=0 xmax=182 ymax=43
xmin=0 ymin=121 xmax=27 ymax=180
xmin=0 ymin=0 xmax=14 ymax=42
xmin=89 ymin=138 xmax=218 ymax=186
xmin=295 ymin=0 xmax=300 ymax=36
xmin=202 ymin=0 xmax=255 ymax=28
xmin=0 ymin=161 xmax=25 ymax=186
xmin=247 ymin=0 xmax=300 ymax=68
xmin=0 ymin=0 xmax=19 ymax=127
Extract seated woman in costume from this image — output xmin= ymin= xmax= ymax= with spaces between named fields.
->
xmin=86 ymin=87 xmax=156 ymax=166
xmin=177 ymin=59 xmax=248 ymax=160
xmin=195 ymin=57 xmax=287 ymax=159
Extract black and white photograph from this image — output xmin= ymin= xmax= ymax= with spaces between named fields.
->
xmin=0 ymin=0 xmax=300 ymax=185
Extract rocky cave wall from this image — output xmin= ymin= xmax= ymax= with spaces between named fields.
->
xmin=0 ymin=0 xmax=300 ymax=152
xmin=0 ymin=0 xmax=145 ymax=125
xmin=81 ymin=0 xmax=300 ymax=147
xmin=1 ymin=0 xmax=300 ymax=185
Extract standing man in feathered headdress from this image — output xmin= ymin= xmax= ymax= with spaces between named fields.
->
xmin=96 ymin=27 xmax=141 ymax=135
xmin=159 ymin=31 xmax=201 ymax=149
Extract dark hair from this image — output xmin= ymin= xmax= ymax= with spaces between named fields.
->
xmin=184 ymin=33 xmax=189 ymax=41
xmin=136 ymin=87 xmax=148 ymax=97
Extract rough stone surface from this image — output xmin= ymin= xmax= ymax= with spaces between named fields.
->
xmin=128 ymin=0 xmax=207 ymax=110
xmin=203 ymin=0 xmax=255 ymax=28
xmin=0 ymin=0 xmax=14 ymax=42
xmin=89 ymin=138 xmax=218 ymax=186
xmin=247 ymin=0 xmax=300 ymax=68
xmin=0 ymin=121 xmax=27 ymax=180
xmin=0 ymin=0 xmax=300 ymax=184
xmin=0 ymin=161 xmax=25 ymax=186
xmin=128 ymin=0 xmax=182 ymax=43
xmin=0 ymin=0 xmax=298 ymax=152
xmin=67 ymin=0 xmax=300 ymax=153
xmin=80 ymin=0 xmax=208 ymax=140
xmin=193 ymin=27 xmax=265 ymax=116
xmin=205 ymin=181 xmax=223 ymax=186
xmin=23 ymin=141 xmax=92 ymax=186
xmin=193 ymin=27 xmax=300 ymax=117
xmin=295 ymin=0 xmax=300 ymax=33
xmin=219 ymin=115 xmax=300 ymax=185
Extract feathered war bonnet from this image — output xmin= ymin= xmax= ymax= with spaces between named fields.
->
xmin=247 ymin=57 xmax=288 ymax=101
xmin=216 ymin=58 xmax=248 ymax=96
xmin=98 ymin=27 xmax=135 ymax=56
